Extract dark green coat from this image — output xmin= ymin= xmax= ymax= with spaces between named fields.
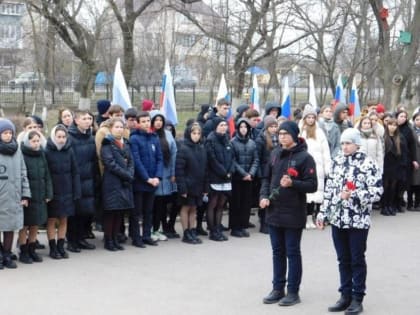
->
xmin=21 ymin=145 xmax=53 ymax=225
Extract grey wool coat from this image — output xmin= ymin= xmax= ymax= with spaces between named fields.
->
xmin=0 ymin=140 xmax=31 ymax=231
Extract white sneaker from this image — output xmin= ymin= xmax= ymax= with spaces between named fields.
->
xmin=151 ymin=232 xmax=159 ymax=242
xmin=156 ymin=231 xmax=168 ymax=241
xmin=306 ymin=216 xmax=316 ymax=229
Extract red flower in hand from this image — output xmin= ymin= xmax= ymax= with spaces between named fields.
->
xmin=287 ymin=167 xmax=299 ymax=178
xmin=345 ymin=181 xmax=356 ymax=191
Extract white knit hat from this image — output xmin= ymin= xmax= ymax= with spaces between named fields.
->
xmin=340 ymin=128 xmax=361 ymax=146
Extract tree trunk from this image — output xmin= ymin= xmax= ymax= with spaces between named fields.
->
xmin=78 ymin=61 xmax=95 ymax=109
xmin=122 ymin=23 xmax=135 ymax=87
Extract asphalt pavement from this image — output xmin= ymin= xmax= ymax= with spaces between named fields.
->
xmin=2 ymin=210 xmax=420 ymax=315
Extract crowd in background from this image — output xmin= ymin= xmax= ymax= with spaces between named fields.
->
xmin=0 ymin=96 xmax=419 ymax=271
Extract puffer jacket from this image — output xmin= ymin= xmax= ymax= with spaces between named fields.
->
xmin=129 ymin=128 xmax=163 ymax=192
xmin=231 ymin=118 xmax=259 ymax=180
xmin=260 ymin=139 xmax=317 ymax=229
xmin=68 ymin=123 xmax=99 ymax=216
xmin=101 ymin=136 xmax=134 ymax=211
xmin=205 ymin=131 xmax=235 ymax=184
xmin=318 ymin=150 xmax=383 ymax=229
xmin=175 ymin=125 xmax=208 ymax=197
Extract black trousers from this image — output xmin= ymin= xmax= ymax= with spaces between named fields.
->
xmin=130 ymin=191 xmax=155 ymax=242
xmin=229 ymin=180 xmax=253 ymax=230
xmin=332 ymin=226 xmax=368 ymax=300
xmin=67 ymin=215 xmax=89 ymax=242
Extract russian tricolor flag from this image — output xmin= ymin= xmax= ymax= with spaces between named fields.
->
xmin=334 ymin=73 xmax=346 ymax=108
xmin=250 ymin=75 xmax=260 ymax=113
xmin=159 ymin=59 xmax=178 ymax=125
xmin=349 ymin=77 xmax=361 ymax=121
xmin=215 ymin=74 xmax=234 ymax=137
xmin=281 ymin=77 xmax=291 ymax=119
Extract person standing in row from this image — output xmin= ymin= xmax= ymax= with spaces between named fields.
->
xmin=45 ymin=125 xmax=81 ymax=259
xmin=150 ymin=111 xmax=177 ymax=242
xmin=176 ymin=122 xmax=208 ymax=244
xmin=260 ymin=121 xmax=317 ymax=306
xmin=101 ymin=118 xmax=134 ymax=251
xmin=205 ymin=117 xmax=235 ymax=241
xmin=18 ymin=130 xmax=52 ymax=264
xmin=67 ymin=110 xmax=98 ymax=252
xmin=316 ymin=128 xmax=383 ymax=315
xmin=129 ymin=111 xmax=163 ymax=247
xmin=299 ymin=107 xmax=331 ymax=229
xmin=0 ymin=119 xmax=31 ymax=269
xmin=230 ymin=118 xmax=259 ymax=237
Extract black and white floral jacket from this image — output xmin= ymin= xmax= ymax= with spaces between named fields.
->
xmin=317 ymin=150 xmax=383 ymax=229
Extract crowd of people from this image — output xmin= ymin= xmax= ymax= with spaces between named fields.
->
xmin=0 ymin=95 xmax=418 ymax=314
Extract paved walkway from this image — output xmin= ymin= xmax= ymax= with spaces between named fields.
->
xmin=2 ymin=210 xmax=420 ymax=315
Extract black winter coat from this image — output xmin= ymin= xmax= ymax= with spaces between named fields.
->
xmin=45 ymin=138 xmax=81 ymax=218
xmin=101 ymin=137 xmax=134 ymax=211
xmin=260 ymin=139 xmax=317 ymax=229
xmin=68 ymin=124 xmax=99 ymax=216
xmin=255 ymin=130 xmax=276 ymax=178
xmin=231 ymin=119 xmax=259 ymax=180
xmin=21 ymin=145 xmax=53 ymax=225
xmin=176 ymin=137 xmax=207 ymax=197
xmin=205 ymin=131 xmax=235 ymax=185
xmin=383 ymin=134 xmax=408 ymax=181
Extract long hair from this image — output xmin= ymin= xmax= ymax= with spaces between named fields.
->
xmin=384 ymin=118 xmax=401 ymax=156
xmin=153 ymin=116 xmax=170 ymax=166
xmin=302 ymin=118 xmax=317 ymax=139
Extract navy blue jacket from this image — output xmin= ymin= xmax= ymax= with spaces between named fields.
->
xmin=129 ymin=129 xmax=164 ymax=192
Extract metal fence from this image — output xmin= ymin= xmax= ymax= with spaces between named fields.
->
xmin=0 ymin=81 xmax=216 ymax=112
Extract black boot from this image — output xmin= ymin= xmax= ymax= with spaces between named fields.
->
xmin=190 ymin=228 xmax=203 ymax=244
xmin=263 ymin=289 xmax=285 ymax=304
xmin=57 ymin=239 xmax=69 ymax=259
xmin=328 ymin=295 xmax=351 ymax=312
xmin=380 ymin=207 xmax=390 ymax=216
xmin=104 ymin=238 xmax=117 ymax=251
xmin=48 ymin=240 xmax=61 ymax=259
xmin=19 ymin=244 xmax=33 ymax=264
xmin=28 ymin=242 xmax=43 ymax=262
xmin=113 ymin=238 xmax=124 ymax=250
xmin=278 ymin=292 xmax=301 ymax=306
xmin=344 ymin=299 xmax=363 ymax=315
xmin=182 ymin=229 xmax=196 ymax=244
xmin=195 ymin=225 xmax=208 ymax=236
xmin=3 ymin=251 xmax=17 ymax=269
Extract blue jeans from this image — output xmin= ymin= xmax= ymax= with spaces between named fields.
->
xmin=130 ymin=191 xmax=155 ymax=242
xmin=331 ymin=226 xmax=369 ymax=300
xmin=268 ymin=225 xmax=303 ymax=293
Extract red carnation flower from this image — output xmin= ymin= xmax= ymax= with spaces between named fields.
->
xmin=345 ymin=181 xmax=356 ymax=191
xmin=287 ymin=167 xmax=299 ymax=178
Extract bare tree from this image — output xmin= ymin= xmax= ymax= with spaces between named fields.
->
xmin=27 ymin=0 xmax=109 ymax=109
xmin=171 ymin=0 xmax=311 ymax=98
xmin=107 ymin=0 xmax=154 ymax=86
xmin=369 ymin=0 xmax=420 ymax=108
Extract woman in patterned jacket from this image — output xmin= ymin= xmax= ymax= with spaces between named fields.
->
xmin=316 ymin=128 xmax=383 ymax=315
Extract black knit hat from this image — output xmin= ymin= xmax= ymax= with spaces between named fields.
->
xmin=279 ymin=120 xmax=299 ymax=143
xmin=213 ymin=116 xmax=226 ymax=131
